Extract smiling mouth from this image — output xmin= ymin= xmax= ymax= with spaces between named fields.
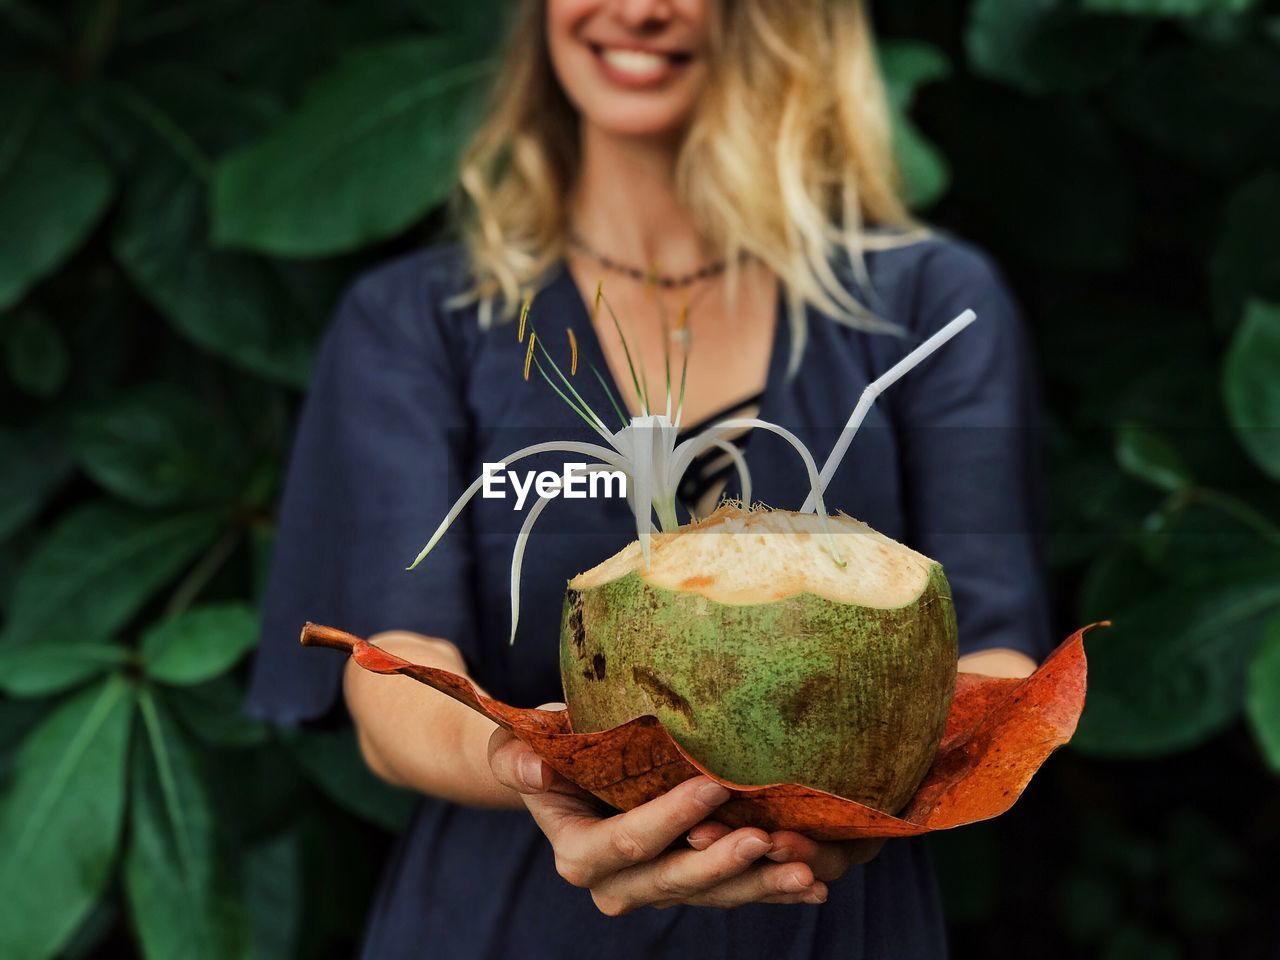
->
xmin=588 ymin=42 xmax=693 ymax=86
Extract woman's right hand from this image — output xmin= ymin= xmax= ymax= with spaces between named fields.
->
xmin=487 ymin=708 xmax=828 ymax=916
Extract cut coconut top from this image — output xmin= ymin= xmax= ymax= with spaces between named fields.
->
xmin=569 ymin=505 xmax=939 ymax=608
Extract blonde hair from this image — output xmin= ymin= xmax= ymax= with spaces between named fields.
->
xmin=454 ymin=0 xmax=923 ymax=368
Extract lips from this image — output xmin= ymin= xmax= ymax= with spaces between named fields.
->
xmin=588 ymin=42 xmax=693 ymax=88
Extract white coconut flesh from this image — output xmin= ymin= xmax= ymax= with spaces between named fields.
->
xmin=569 ymin=507 xmax=936 ymax=608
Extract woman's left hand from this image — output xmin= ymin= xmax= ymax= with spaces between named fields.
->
xmin=685 ymin=823 xmax=885 ymax=882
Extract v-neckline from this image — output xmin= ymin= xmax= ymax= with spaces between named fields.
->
xmin=546 ymin=259 xmax=791 ymax=434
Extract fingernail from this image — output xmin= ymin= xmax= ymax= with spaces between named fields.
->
xmin=765 ymin=847 xmax=791 ymax=862
xmin=736 ymin=836 xmax=772 ymax=861
xmin=518 ymin=753 xmax=545 ymax=790
xmin=696 ymin=780 xmax=731 ymax=806
xmin=803 ymin=885 xmax=828 ymax=904
xmin=781 ymin=870 xmax=811 ymax=893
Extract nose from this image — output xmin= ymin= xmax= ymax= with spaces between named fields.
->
xmin=612 ymin=0 xmax=676 ymax=29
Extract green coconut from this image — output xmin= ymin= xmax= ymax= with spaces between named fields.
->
xmin=560 ymin=505 xmax=958 ymax=812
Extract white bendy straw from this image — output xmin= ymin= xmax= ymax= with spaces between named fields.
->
xmin=800 ymin=308 xmax=978 ymax=514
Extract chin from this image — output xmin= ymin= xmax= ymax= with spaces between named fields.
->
xmin=582 ymin=99 xmax=696 ymax=141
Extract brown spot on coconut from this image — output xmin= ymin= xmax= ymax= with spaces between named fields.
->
xmin=560 ymin=504 xmax=957 ymax=814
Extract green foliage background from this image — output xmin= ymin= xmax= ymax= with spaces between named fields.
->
xmin=2 ymin=0 xmax=1279 ymax=956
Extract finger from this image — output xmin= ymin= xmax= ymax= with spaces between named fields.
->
xmin=765 ymin=831 xmax=856 ymax=881
xmin=767 ymin=833 xmax=887 ymax=880
xmin=757 ymin=888 xmax=830 ymax=905
xmin=845 ymin=838 xmax=886 ymax=866
xmin=486 ymin=702 xmax=572 ymax=794
xmin=686 ymin=820 xmax=732 ymax=851
xmin=594 ymin=827 xmax=773 ymax=913
xmin=764 ymin=831 xmax=841 ymax=876
xmin=679 ymin=861 xmax=827 ymax=909
xmin=543 ymin=776 xmax=732 ymax=887
xmin=487 ymin=729 xmax=551 ymax=794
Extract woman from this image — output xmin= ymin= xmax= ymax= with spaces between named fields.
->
xmin=247 ymin=0 xmax=1050 ymax=956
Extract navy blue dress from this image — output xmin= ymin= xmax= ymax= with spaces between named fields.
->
xmin=246 ymin=235 xmax=1051 ymax=959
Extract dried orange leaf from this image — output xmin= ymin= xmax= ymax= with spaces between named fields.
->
xmin=300 ymin=622 xmax=1095 ymax=839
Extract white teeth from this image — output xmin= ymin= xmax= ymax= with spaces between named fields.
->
xmin=600 ymin=47 xmax=670 ymax=76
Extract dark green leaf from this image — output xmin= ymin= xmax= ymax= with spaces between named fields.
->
xmin=0 ymin=641 xmax=133 ymax=697
xmin=892 ymin=116 xmax=950 ymax=210
xmin=71 ymin=382 xmax=249 ymax=508
xmin=1115 ymin=43 xmax=1280 ymax=175
xmin=126 ymin=689 xmax=251 ymax=960
xmin=1115 ymin=422 xmax=1192 ymax=493
xmin=142 ymin=603 xmax=259 ymax=686
xmin=0 ymin=2 xmax=64 ymax=49
xmin=1223 ymin=300 xmax=1280 ymax=479
xmin=967 ymin=0 xmax=1146 ymax=95
xmin=881 ymin=41 xmax=950 ymax=110
xmin=113 ymin=154 xmax=323 ymax=385
xmin=2 ymin=502 xmax=221 ymax=647
xmin=1164 ymin=809 xmax=1244 ymax=875
xmin=52 ymin=266 xmax=135 ymax=405
xmin=5 ymin=309 xmax=68 ymax=397
xmin=283 ymin=726 xmax=414 ymax=832
xmin=967 ymin=0 xmax=1058 ymax=93
xmin=110 ymin=67 xmax=281 ymax=161
xmin=59 ymin=895 xmax=119 ymax=960
xmin=0 ymin=676 xmax=133 ymax=958
xmin=937 ymin=98 xmax=1133 ymax=268
xmin=1133 ymin=493 xmax=1280 ymax=583
xmin=1244 ymin=613 xmax=1280 ymax=771
xmin=1036 ymin=303 xmax=1213 ymax=428
xmin=929 ymin=824 xmax=999 ymax=922
xmin=1078 ymin=543 xmax=1165 ymax=623
xmin=425 ymin=0 xmax=512 ymax=39
xmin=244 ymin=829 xmax=303 ymax=959
xmin=164 ymin=677 xmax=267 ymax=748
xmin=1048 ymin=449 xmax=1153 ymax=567
xmin=212 ymin=38 xmax=493 ymax=256
xmin=119 ymin=2 xmax=450 ymax=101
xmin=250 ymin=524 xmax=275 ymax=603
xmin=0 ymin=697 xmax=48 ymax=786
xmin=0 ymin=425 xmax=72 ymax=539
xmin=1074 ymin=565 xmax=1280 ymax=756
xmin=1163 ymin=811 xmax=1242 ymax=933
xmin=201 ymin=742 xmax=305 ymax=842
xmin=108 ymin=78 xmax=326 ymax=386
xmin=1099 ymin=925 xmax=1180 ymax=960
xmin=1057 ymin=870 xmax=1122 ymax=941
xmin=1212 ymin=174 xmax=1280 ymax=332
xmin=239 ymin=808 xmax=382 ymax=958
xmin=0 ymin=72 xmax=114 ymax=310
xmin=880 ymin=42 xmax=951 ymax=208
xmin=1082 ymin=0 xmax=1255 ymax=14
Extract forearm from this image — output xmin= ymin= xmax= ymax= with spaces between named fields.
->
xmin=958 ymin=646 xmax=1037 ymax=678
xmin=343 ymin=630 xmax=523 ymax=809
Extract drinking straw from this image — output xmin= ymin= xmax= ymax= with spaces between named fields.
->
xmin=800 ymin=308 xmax=977 ymax=514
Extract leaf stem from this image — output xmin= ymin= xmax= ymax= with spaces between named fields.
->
xmin=109 ymin=82 xmax=212 ymax=178
xmin=164 ymin=527 xmax=241 ymax=618
xmin=138 ymin=687 xmax=198 ymax=888
xmin=74 ymin=0 xmax=121 ymax=78
xmin=1170 ymin=486 xmax=1280 ymax=549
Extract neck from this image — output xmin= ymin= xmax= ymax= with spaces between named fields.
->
xmin=570 ymin=123 xmax=714 ymax=270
